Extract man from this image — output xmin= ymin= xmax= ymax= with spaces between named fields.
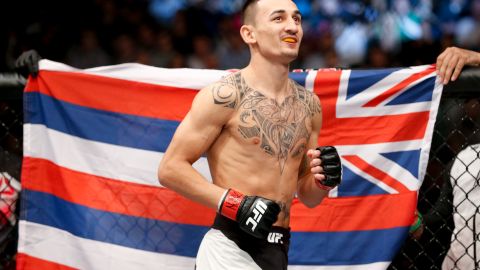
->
xmin=409 ymin=46 xmax=480 ymax=238
xmin=157 ymin=0 xmax=342 ymax=269
xmin=409 ymin=47 xmax=480 ymax=269
xmin=443 ymin=143 xmax=480 ymax=270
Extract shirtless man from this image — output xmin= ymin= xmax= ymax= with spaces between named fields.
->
xmin=157 ymin=0 xmax=342 ymax=269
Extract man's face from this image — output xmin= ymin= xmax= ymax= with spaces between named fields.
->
xmin=249 ymin=0 xmax=303 ymax=63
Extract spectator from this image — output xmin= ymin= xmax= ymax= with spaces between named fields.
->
xmin=112 ymin=34 xmax=138 ymax=64
xmin=443 ymin=143 xmax=480 ymax=269
xmin=216 ymin=24 xmax=249 ymax=69
xmin=150 ymin=30 xmax=176 ymax=68
xmin=65 ymin=30 xmax=111 ymax=69
xmin=187 ymin=35 xmax=218 ymax=69
xmin=409 ymin=47 xmax=480 ymax=269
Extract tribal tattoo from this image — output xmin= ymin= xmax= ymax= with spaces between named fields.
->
xmin=212 ymin=72 xmax=321 ymax=174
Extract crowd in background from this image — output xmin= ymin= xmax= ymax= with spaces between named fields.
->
xmin=2 ymin=0 xmax=480 ymax=72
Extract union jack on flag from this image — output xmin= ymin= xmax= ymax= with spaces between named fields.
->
xmin=317 ymin=66 xmax=438 ymax=197
xmin=18 ymin=61 xmax=442 ymax=270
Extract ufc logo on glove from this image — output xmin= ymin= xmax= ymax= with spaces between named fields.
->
xmin=246 ymin=200 xmax=268 ymax=231
xmin=218 ymin=188 xmax=281 ymax=238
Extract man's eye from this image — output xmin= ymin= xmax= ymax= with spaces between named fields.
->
xmin=274 ymin=17 xmax=282 ymax=21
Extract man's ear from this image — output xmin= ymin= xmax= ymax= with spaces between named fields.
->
xmin=240 ymin=25 xmax=256 ymax=44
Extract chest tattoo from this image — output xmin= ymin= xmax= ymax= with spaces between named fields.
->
xmin=212 ymin=72 xmax=321 ymax=174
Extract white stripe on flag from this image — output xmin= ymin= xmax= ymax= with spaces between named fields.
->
xmin=335 ymin=140 xmax=423 ymax=155
xmin=18 ymin=221 xmax=196 ymax=270
xmin=419 ymin=78 xmax=443 ymax=183
xmin=39 ymin=59 xmax=229 ymax=90
xmin=23 ymin=124 xmax=212 ymax=186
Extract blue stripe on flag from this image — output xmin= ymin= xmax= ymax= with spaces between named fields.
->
xmin=387 ymin=76 xmax=435 ymax=105
xmin=381 ymin=149 xmax=420 ymax=178
xmin=290 ymin=226 xmax=408 ymax=265
xmin=346 ymin=68 xmax=401 ymax=100
xmin=338 ymin=166 xmax=389 ymax=196
xmin=289 ymin=72 xmax=308 ymax=87
xmin=24 ymin=92 xmax=178 ymax=152
xmin=21 ymin=189 xmax=207 ymax=257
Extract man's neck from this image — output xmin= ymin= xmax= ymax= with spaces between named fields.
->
xmin=242 ymin=57 xmax=291 ymax=98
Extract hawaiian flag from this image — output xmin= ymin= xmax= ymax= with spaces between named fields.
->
xmin=17 ymin=60 xmax=442 ymax=269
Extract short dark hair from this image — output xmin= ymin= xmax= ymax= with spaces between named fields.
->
xmin=241 ymin=0 xmax=258 ymax=14
xmin=241 ymin=0 xmax=259 ymax=24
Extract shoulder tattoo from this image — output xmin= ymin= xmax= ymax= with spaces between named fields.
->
xmin=211 ymin=72 xmax=246 ymax=109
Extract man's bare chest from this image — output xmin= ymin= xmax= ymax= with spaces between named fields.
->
xmin=232 ymin=91 xmax=313 ymax=171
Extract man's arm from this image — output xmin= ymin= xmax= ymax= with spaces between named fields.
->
xmin=158 ymin=79 xmax=280 ymax=239
xmin=157 ymin=82 xmax=232 ymax=210
xmin=297 ymin=144 xmax=329 ymax=207
xmin=436 ymin=46 xmax=480 ymax=85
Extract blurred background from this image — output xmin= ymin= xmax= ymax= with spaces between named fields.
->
xmin=2 ymin=0 xmax=480 ymax=71
xmin=0 ymin=1 xmax=480 ymax=270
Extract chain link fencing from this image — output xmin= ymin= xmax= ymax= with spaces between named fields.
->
xmin=389 ymin=68 xmax=480 ymax=270
xmin=0 ymin=71 xmax=478 ymax=269
xmin=0 ymin=73 xmax=23 ymax=270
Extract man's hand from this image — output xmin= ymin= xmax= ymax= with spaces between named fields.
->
xmin=409 ymin=210 xmax=424 ymax=240
xmin=218 ymin=188 xmax=280 ymax=239
xmin=436 ymin=46 xmax=480 ymax=85
xmin=307 ymin=146 xmax=342 ymax=190
xmin=14 ymin=50 xmax=42 ymax=78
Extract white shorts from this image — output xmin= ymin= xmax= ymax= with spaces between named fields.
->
xmin=196 ymin=229 xmax=262 ymax=270
xmin=195 ymin=214 xmax=290 ymax=270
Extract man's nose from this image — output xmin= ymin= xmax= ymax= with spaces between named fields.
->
xmin=285 ymin=18 xmax=299 ymax=34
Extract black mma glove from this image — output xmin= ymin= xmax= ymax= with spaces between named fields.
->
xmin=315 ymin=146 xmax=342 ymax=190
xmin=14 ymin=50 xmax=42 ymax=78
xmin=218 ymin=188 xmax=281 ymax=239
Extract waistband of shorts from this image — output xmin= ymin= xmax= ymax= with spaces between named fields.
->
xmin=212 ymin=214 xmax=291 ymax=244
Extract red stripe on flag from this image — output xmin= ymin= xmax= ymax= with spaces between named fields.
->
xmin=22 ymin=157 xmax=416 ymax=231
xmin=16 ymin=253 xmax=77 ymax=270
xmin=319 ymin=112 xmax=429 ymax=146
xmin=363 ymin=66 xmax=436 ymax=107
xmin=313 ymin=70 xmax=429 ymax=145
xmin=24 ymin=71 xmax=197 ymax=121
xmin=290 ymin=191 xmax=417 ymax=231
xmin=342 ymin=155 xmax=411 ymax=193
xmin=21 ymin=157 xmax=216 ymax=226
